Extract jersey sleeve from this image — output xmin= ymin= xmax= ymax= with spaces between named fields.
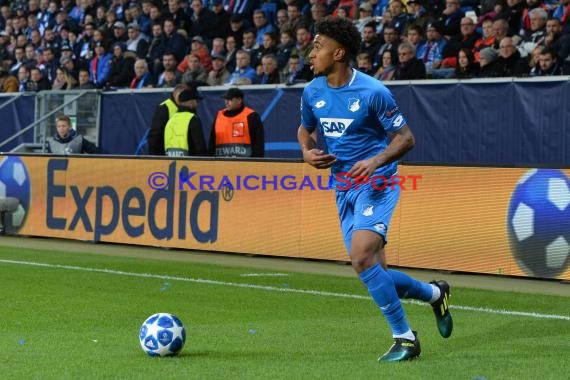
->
xmin=300 ymin=87 xmax=317 ymax=131
xmin=372 ymin=86 xmax=408 ymax=134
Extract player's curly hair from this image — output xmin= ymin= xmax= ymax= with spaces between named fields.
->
xmin=315 ymin=17 xmax=362 ymax=61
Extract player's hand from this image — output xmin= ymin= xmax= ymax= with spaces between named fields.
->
xmin=303 ymin=149 xmax=337 ymax=169
xmin=348 ymin=158 xmax=379 ymax=177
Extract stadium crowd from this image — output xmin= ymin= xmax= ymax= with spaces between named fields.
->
xmin=0 ymin=0 xmax=569 ymax=93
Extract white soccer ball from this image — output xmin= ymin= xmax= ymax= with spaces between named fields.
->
xmin=139 ymin=313 xmax=186 ymax=357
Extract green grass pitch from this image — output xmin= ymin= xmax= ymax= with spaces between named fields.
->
xmin=0 ymin=242 xmax=568 ymax=379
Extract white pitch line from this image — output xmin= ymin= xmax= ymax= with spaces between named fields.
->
xmin=240 ymin=273 xmax=289 ymax=277
xmin=1 ymin=259 xmax=569 ymax=321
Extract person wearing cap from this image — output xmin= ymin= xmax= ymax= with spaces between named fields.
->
xmin=126 ymin=22 xmax=149 ymax=58
xmin=209 ymin=88 xmax=265 ymax=158
xmin=148 ymin=84 xmax=188 ymax=155
xmin=477 ymin=47 xmax=499 ymax=77
xmin=207 ymin=53 xmax=230 ymax=86
xmin=163 ymin=87 xmax=207 ymax=157
xmin=46 ymin=114 xmax=99 ymax=155
xmin=355 ymin=3 xmax=376 ymax=33
xmin=177 ymin=36 xmax=213 ymax=73
xmin=112 ymin=21 xmax=129 ymax=45
xmin=89 ymin=40 xmax=113 ymax=88
xmin=407 ymin=0 xmax=431 ymax=31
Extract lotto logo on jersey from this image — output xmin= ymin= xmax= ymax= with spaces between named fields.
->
xmin=320 ymin=118 xmax=354 ymax=137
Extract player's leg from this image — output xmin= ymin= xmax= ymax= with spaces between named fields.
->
xmin=348 ymin=185 xmax=420 ymax=362
xmin=350 ymin=230 xmax=421 ymax=362
xmin=386 ymin=260 xmax=453 ymax=339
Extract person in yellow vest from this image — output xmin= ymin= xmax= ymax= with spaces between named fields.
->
xmin=164 ymin=87 xmax=208 ymax=157
xmin=148 ymin=84 xmax=187 ymax=155
xmin=209 ymin=87 xmax=265 ymax=157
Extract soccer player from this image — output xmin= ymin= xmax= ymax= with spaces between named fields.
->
xmin=297 ymin=17 xmax=453 ymax=362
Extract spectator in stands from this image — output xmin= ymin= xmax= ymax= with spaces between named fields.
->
xmin=389 ymin=0 xmax=410 ymax=36
xmin=357 ymin=52 xmax=375 ymax=76
xmin=373 ymin=26 xmax=400 ymax=71
xmin=160 ymin=69 xmax=180 ymax=87
xmin=276 ymin=30 xmax=295 ymax=70
xmin=128 ymin=2 xmax=151 ymax=37
xmin=107 ymin=42 xmax=135 ymax=88
xmin=226 ymin=49 xmax=257 ymax=84
xmin=393 ymin=41 xmax=426 ymax=80
xmin=228 ymin=14 xmax=246 ymax=49
xmin=159 ymin=18 xmax=187 ymax=62
xmin=491 ymin=18 xmax=510 ymax=50
xmin=190 ymin=0 xmax=216 ymax=43
xmin=224 ymin=34 xmax=238 ymax=73
xmin=533 ymin=46 xmax=569 ymax=75
xmin=253 ymin=32 xmax=278 ymax=69
xmin=147 ymin=22 xmax=165 ymax=74
xmin=0 ymin=69 xmax=18 ymax=92
xmin=494 ymin=37 xmax=528 ymax=77
xmin=51 ymin=66 xmax=77 ymax=90
xmin=437 ymin=0 xmax=464 ymax=39
xmin=518 ymin=8 xmax=548 ymax=58
xmin=46 ymin=114 xmax=98 ymax=154
xmin=495 ymin=0 xmax=525 ymax=36
xmin=42 ymin=46 xmax=58 ymax=84
xmin=421 ymin=22 xmax=447 ymax=75
xmin=276 ymin=9 xmax=288 ymax=31
xmin=281 ymin=3 xmax=306 ymax=36
xmin=156 ymin=52 xmax=180 ymax=87
xmin=407 ymin=0 xmax=431 ymax=30
xmin=178 ymin=36 xmax=212 ymax=73
xmin=29 ymin=66 xmax=51 ymax=91
xmin=473 ymin=18 xmax=496 ymax=61
xmin=211 ymin=37 xmax=226 ymax=57
xmin=283 ymin=53 xmax=310 ymax=84
xmin=17 ymin=65 xmax=32 ymax=92
xmin=406 ymin=24 xmax=427 ymax=60
xmin=210 ymin=0 xmax=231 ymax=40
xmin=209 ymin=87 xmax=264 ymax=158
xmin=148 ymin=84 xmax=187 ymax=155
xmin=89 ymin=41 xmax=112 ymax=88
xmin=9 ymin=46 xmax=25 ymax=76
xmin=78 ymin=67 xmax=95 ymax=89
xmin=253 ymin=9 xmax=275 ymax=46
xmin=359 ymin=22 xmax=380 ymax=58
xmin=544 ymin=18 xmax=570 ymax=60
xmin=164 ymin=87 xmax=207 ymax=157
xmin=477 ymin=47 xmax=499 ymax=77
xmin=181 ymin=53 xmax=208 ymax=86
xmin=527 ymin=45 xmax=545 ymax=76
xmin=374 ymin=49 xmax=397 ymax=81
xmin=259 ymin=53 xmax=281 ymax=84
xmin=207 ymin=53 xmax=230 ymax=86
xmin=454 ymin=48 xmax=480 ymax=78
xmin=126 ymin=22 xmax=149 ymax=59
xmin=165 ymin=0 xmax=192 ymax=33
xmin=130 ymin=58 xmax=154 ymax=88
xmin=354 ymin=3 xmax=376 ymax=34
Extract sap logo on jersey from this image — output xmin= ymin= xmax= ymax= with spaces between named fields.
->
xmin=320 ymin=118 xmax=354 ymax=137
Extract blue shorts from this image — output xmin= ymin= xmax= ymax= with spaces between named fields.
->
xmin=335 ymin=184 xmax=400 ymax=253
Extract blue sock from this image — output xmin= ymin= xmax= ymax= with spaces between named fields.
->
xmin=388 ymin=269 xmax=433 ymax=302
xmin=359 ymin=264 xmax=410 ymax=335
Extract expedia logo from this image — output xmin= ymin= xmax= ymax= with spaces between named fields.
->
xmin=320 ymin=118 xmax=354 ymax=138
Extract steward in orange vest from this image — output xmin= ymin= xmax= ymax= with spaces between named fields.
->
xmin=209 ymin=87 xmax=265 ymax=157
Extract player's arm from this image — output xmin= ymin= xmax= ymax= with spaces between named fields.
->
xmin=348 ymin=125 xmax=415 ymax=177
xmin=297 ymin=125 xmax=336 ymax=169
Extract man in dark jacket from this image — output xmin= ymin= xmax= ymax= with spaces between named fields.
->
xmin=393 ymin=42 xmax=427 ymax=80
xmin=494 ymin=37 xmax=529 ymax=77
xmin=148 ymin=84 xmax=187 ymax=155
xmin=107 ymin=42 xmax=135 ymax=88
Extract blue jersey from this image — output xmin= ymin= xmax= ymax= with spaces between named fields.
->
xmin=301 ymin=69 xmax=408 ymax=182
